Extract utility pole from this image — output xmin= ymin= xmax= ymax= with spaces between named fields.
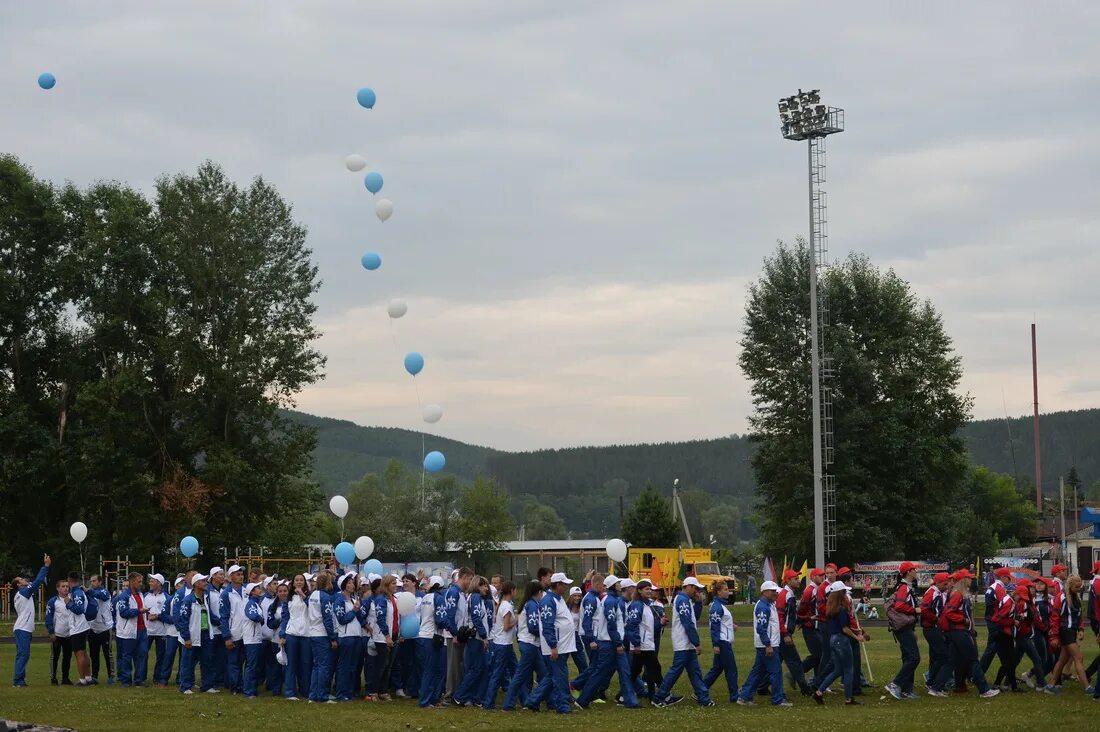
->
xmin=671 ymin=478 xmax=694 ymax=548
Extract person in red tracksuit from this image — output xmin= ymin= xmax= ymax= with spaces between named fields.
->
xmin=798 ymin=569 xmax=826 ymax=682
xmin=1049 ymin=575 xmax=1088 ymax=693
xmin=935 ymin=570 xmax=998 ymax=698
xmin=1012 ymin=581 xmax=1050 ymax=691
xmin=814 ymin=564 xmax=838 ymax=681
xmin=885 ymin=562 xmax=920 ymax=700
xmin=990 ymin=580 xmax=1022 ymax=691
xmin=1047 ymin=563 xmax=1068 ymax=656
xmin=920 ymin=572 xmax=950 ymax=693
xmin=1086 ymin=561 xmax=1100 ymax=690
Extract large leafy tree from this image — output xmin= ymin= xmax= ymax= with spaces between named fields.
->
xmin=740 ymin=240 xmax=972 ymax=561
xmin=622 ymin=483 xmax=680 ymax=548
xmin=0 ymin=157 xmax=325 ymax=576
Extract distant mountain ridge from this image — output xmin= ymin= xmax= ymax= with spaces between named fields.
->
xmin=288 ymin=407 xmax=1100 ymax=500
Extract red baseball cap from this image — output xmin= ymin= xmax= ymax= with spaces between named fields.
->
xmin=837 ymin=567 xmax=852 ymax=578
xmin=933 ymin=572 xmax=951 ymax=583
xmin=994 ymin=567 xmax=1013 ymax=578
xmin=953 ymin=569 xmax=975 ymax=580
xmin=1014 ymin=580 xmax=1032 ymax=591
xmin=1051 ymin=564 xmax=1068 ymax=575
xmin=810 ymin=568 xmax=825 ymax=578
xmin=899 ymin=561 xmax=918 ymax=574
xmin=825 ymin=563 xmax=837 ymax=571
xmin=783 ymin=569 xmax=800 ymax=581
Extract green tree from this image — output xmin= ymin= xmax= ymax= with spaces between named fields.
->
xmin=677 ymin=487 xmax=713 ymax=546
xmin=740 ymin=241 xmax=972 ymax=561
xmin=1088 ymin=479 xmax=1100 ymax=502
xmin=947 ymin=467 xmax=1038 ymax=561
xmin=1066 ymin=466 xmax=1083 ymax=503
xmin=522 ymin=500 xmax=567 ymax=540
xmin=622 ymin=483 xmax=680 ymax=547
xmin=701 ymin=503 xmax=741 ymax=550
xmin=454 ymin=477 xmax=514 ymax=571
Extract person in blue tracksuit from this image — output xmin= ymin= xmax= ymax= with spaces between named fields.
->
xmin=578 ymin=575 xmax=639 ymax=708
xmin=267 ymin=581 xmax=290 ymax=695
xmin=654 ymin=577 xmax=712 ymax=707
xmin=394 ymin=573 xmax=423 ymax=698
xmin=113 ymin=572 xmax=149 ymax=688
xmin=11 ymin=554 xmax=50 ymax=687
xmin=176 ymin=573 xmax=213 ymax=694
xmin=703 ymin=580 xmax=739 ymax=701
xmin=333 ymin=574 xmax=364 ymax=701
xmin=453 ymin=576 xmax=492 ymax=705
xmin=525 ymin=573 xmax=576 ymax=714
xmin=307 ymin=571 xmax=337 ymax=703
xmin=241 ymin=582 xmax=266 ymax=698
xmin=370 ymin=574 xmax=400 ymax=700
xmin=259 ymin=577 xmax=281 ymax=695
xmin=737 ymin=580 xmax=790 ymax=706
xmin=417 ymin=576 xmax=448 ymax=708
xmin=46 ymin=581 xmax=73 ymax=685
xmin=143 ymin=574 xmax=172 ymax=686
xmin=503 ymin=582 xmax=545 ymax=711
xmin=64 ymin=572 xmax=93 ymax=685
xmin=566 ymin=587 xmax=589 ymax=679
xmin=87 ymin=574 xmax=115 ymax=685
xmin=575 ymin=574 xmax=604 ymax=692
xmin=482 ymin=581 xmax=518 ymax=709
xmin=220 ymin=565 xmax=246 ymax=693
xmin=205 ymin=567 xmax=227 ymax=689
xmin=281 ymin=574 xmax=312 ymax=700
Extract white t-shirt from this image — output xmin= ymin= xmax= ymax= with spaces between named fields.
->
xmin=490 ymin=599 xmax=516 ymax=646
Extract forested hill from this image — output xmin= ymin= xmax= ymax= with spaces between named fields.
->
xmin=290 ymin=406 xmax=1100 ymax=501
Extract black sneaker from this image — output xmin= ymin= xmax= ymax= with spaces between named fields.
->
xmin=51 ymin=679 xmax=59 ymax=686
xmin=664 ymin=694 xmax=684 ymax=706
xmin=700 ymin=700 xmax=716 ymax=707
xmin=650 ymin=697 xmax=666 ymax=708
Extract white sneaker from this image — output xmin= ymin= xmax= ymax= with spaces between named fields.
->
xmin=183 ymin=690 xmax=194 ymax=695
xmin=1023 ymin=671 xmax=1035 ymax=690
xmin=205 ymin=688 xmax=220 ymax=694
xmin=395 ymin=689 xmax=408 ymax=698
xmin=286 ymin=696 xmax=299 ymax=701
xmin=980 ymin=689 xmax=1000 ymax=698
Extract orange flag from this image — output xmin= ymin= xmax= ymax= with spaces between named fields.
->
xmin=650 ymin=558 xmax=665 ymax=589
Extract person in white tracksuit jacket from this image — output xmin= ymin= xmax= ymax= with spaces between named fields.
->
xmin=11 ymin=554 xmax=51 ymax=687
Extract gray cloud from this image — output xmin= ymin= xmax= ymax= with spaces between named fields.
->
xmin=2 ymin=1 xmax=1098 ymax=449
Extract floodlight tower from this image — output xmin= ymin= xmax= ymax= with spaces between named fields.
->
xmin=778 ymin=90 xmax=844 ymax=568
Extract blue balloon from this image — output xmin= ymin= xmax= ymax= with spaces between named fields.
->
xmin=364 ymin=558 xmax=384 ymax=576
xmin=424 ymin=451 xmax=446 ymax=473
xmin=361 ymin=252 xmax=381 ymax=271
xmin=357 ymin=87 xmax=376 ymax=108
xmin=364 ymin=171 xmax=384 ymax=194
xmin=400 ymin=613 xmax=421 ymax=639
xmin=404 ymin=352 xmax=424 ymax=376
xmin=38 ymin=72 xmax=56 ymax=90
xmin=179 ymin=535 xmax=199 ymax=558
xmin=334 ymin=541 xmax=356 ymax=567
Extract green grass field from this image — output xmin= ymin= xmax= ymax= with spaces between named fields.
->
xmin=1 ymin=607 xmax=1094 ymax=731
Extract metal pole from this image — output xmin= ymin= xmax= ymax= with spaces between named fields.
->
xmin=1032 ymin=324 xmax=1042 ymax=513
xmin=809 ymin=140 xmax=825 ymax=569
xmin=1059 ymin=476 xmax=1066 ymax=568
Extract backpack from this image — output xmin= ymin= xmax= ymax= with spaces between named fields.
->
xmin=84 ymin=592 xmax=99 ymax=622
xmin=884 ymin=590 xmax=916 ymax=633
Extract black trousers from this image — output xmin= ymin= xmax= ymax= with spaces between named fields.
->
xmin=51 ymin=637 xmax=72 ymax=681
xmin=629 ymin=650 xmax=662 ymax=696
xmin=1014 ymin=636 xmax=1046 ymax=686
xmin=780 ymin=638 xmax=812 ymax=693
xmin=801 ymin=626 xmax=821 ymax=676
xmin=89 ymin=629 xmax=115 ymax=680
xmin=991 ymin=633 xmax=1018 ymax=689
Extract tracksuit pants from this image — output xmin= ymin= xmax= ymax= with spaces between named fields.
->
xmin=629 ymin=649 xmax=662 ymax=697
xmin=452 ymin=639 xmax=485 ymax=704
xmin=739 ymin=647 xmax=784 ymax=705
xmin=482 ymin=642 xmax=517 ymax=708
xmin=308 ymin=636 xmax=333 ymax=701
xmin=779 ymin=637 xmax=812 ymax=694
xmin=51 ymin=636 xmax=72 ymax=682
xmin=503 ymin=641 xmax=544 ymax=710
xmin=979 ymin=623 xmax=998 ymax=672
xmin=992 ymin=633 xmax=1019 ymax=690
xmin=940 ymin=630 xmax=991 ymax=694
xmin=117 ymin=631 xmax=149 ymax=686
xmin=89 ymin=629 xmax=114 ymax=681
xmin=226 ymin=640 xmax=243 ymax=692
xmin=446 ymin=638 xmax=464 ymax=696
xmin=703 ymin=639 xmax=739 ymax=700
xmin=417 ymin=637 xmax=447 ymax=707
xmin=892 ymin=626 xmax=921 ymax=694
xmin=150 ymin=634 xmax=170 ymax=684
xmin=658 ymin=649 xmax=711 ymax=705
xmin=923 ymin=626 xmax=948 ymax=687
xmin=13 ymin=629 xmax=32 ymax=686
xmin=802 ymin=625 xmax=822 ymax=678
xmin=336 ymin=636 xmax=361 ymax=701
xmin=1014 ymin=636 xmax=1046 ymax=686
xmin=570 ymin=637 xmax=594 ymax=690
xmin=243 ymin=642 xmax=262 ymax=697
xmin=210 ymin=633 xmax=227 ymax=687
xmin=283 ymin=635 xmax=311 ymax=699
xmin=526 ymin=655 xmax=572 ymax=713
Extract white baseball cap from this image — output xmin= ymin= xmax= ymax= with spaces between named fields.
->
xmin=569 ymin=587 xmax=582 ymax=596
xmin=428 ymin=576 xmax=444 ymax=590
xmin=682 ymin=576 xmax=704 ymax=589
xmin=368 ymin=573 xmax=382 ymax=583
xmin=827 ymin=580 xmax=847 ymax=594
xmin=209 ymin=566 xmax=224 ymax=577
xmin=192 ymin=573 xmax=209 ymax=584
xmin=243 ymin=582 xmax=260 ymax=596
xmin=760 ymin=580 xmax=781 ymax=592
xmin=620 ymin=578 xmax=636 ymax=589
xmin=303 ymin=572 xmax=314 ymax=581
xmin=604 ymin=574 xmax=621 ymax=588
xmin=550 ymin=572 xmax=572 ymax=585
xmin=148 ymin=573 xmax=165 ymax=585
xmin=174 ymin=575 xmax=186 ymax=587
xmin=227 ymin=564 xmax=243 ymax=575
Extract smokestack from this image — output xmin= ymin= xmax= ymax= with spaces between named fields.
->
xmin=1032 ymin=323 xmax=1042 ymax=514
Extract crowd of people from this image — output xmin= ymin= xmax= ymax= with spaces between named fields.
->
xmin=10 ymin=553 xmax=1100 ymax=712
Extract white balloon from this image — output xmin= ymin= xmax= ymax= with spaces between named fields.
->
xmin=354 ymin=535 xmax=374 ymax=561
xmin=396 ymin=591 xmax=416 ymax=616
xmin=606 ymin=538 xmax=627 ymax=563
xmin=329 ymin=495 xmax=349 ymax=519
xmin=375 ymin=198 xmax=393 ymax=222
xmin=421 ymin=404 xmax=443 ymax=424
xmin=70 ymin=521 xmax=88 ymax=544
xmin=345 ymin=154 xmax=367 ymax=172
xmin=387 ymin=299 xmax=407 ymax=319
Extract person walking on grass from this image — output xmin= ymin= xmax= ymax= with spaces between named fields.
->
xmin=930 ymin=569 xmax=999 ymax=699
xmin=737 ymin=580 xmax=790 ymax=707
xmin=12 ymin=554 xmax=51 ymax=688
xmin=777 ymin=569 xmax=813 ymax=696
xmin=703 ymin=580 xmax=738 ymax=702
xmin=653 ymin=576 xmax=712 ymax=708
xmin=885 ymin=561 xmax=921 ymax=701
xmin=1048 ymin=575 xmax=1090 ymax=695
xmin=525 ymin=573 xmax=576 ymax=714
xmin=812 ymin=581 xmax=867 ymax=706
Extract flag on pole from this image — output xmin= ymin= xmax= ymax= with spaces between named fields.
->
xmin=782 ymin=555 xmax=789 ymax=578
xmin=762 ymin=557 xmax=776 ymax=583
xmin=650 ymin=558 xmax=665 ymax=590
xmin=798 ymin=560 xmax=809 ymax=581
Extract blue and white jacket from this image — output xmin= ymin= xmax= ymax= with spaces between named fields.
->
xmin=517 ymin=597 xmax=541 ymax=646
xmin=206 ymin=583 xmax=224 ymax=637
xmin=625 ymin=598 xmax=657 ymax=652
xmin=333 ymin=593 xmax=363 ymax=639
xmin=670 ymin=591 xmax=701 ymax=651
xmin=88 ymin=587 xmax=113 ymax=634
xmin=307 ymin=589 xmax=337 ymax=640
xmin=45 ymin=595 xmax=71 ymax=636
xmin=114 ymin=587 xmax=145 ymax=639
xmin=580 ymin=589 xmax=603 ymax=644
xmin=537 ymin=591 xmax=577 ymax=655
xmin=220 ymin=584 xmax=246 ymax=641
xmin=66 ymin=586 xmax=91 ymax=635
xmin=599 ymin=589 xmax=626 ymax=646
xmin=144 ymin=589 xmax=171 ymax=636
xmin=709 ymin=598 xmax=734 ymax=644
xmin=418 ymin=590 xmax=446 ymax=639
xmin=14 ymin=566 xmax=49 ymax=634
xmin=243 ymin=595 xmax=266 ymax=645
xmin=752 ymin=597 xmax=781 ymax=648
xmin=176 ymin=589 xmax=209 ymax=646
xmin=470 ymin=592 xmax=493 ymax=641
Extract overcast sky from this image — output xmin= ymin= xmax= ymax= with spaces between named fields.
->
xmin=3 ymin=1 xmax=1098 ymax=451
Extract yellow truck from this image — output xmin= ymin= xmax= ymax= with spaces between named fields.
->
xmin=627 ymin=547 xmax=739 ymax=601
